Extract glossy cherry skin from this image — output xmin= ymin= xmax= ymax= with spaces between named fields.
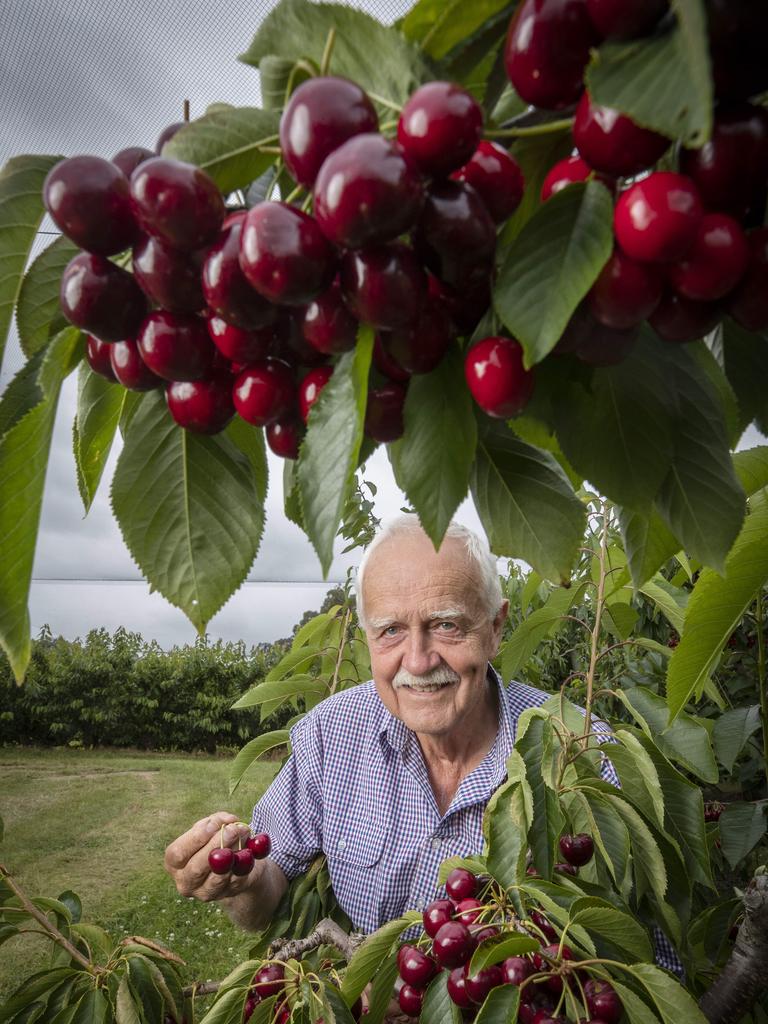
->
xmin=60 ymin=252 xmax=149 ymax=342
xmin=364 ymin=383 xmax=407 ymax=443
xmin=648 ymin=290 xmax=723 ymax=343
xmin=313 ymin=133 xmax=424 ymax=249
xmin=585 ymin=979 xmax=622 ymax=1024
xmin=380 ymin=297 xmax=454 ymax=374
xmin=554 ymin=862 xmax=579 ymax=876
xmin=132 ymin=236 xmax=205 ymax=313
xmin=451 ymin=141 xmax=525 ymax=223
xmin=207 ymin=314 xmax=274 ymax=364
xmin=203 ymin=218 xmax=278 ymax=330
xmin=208 ymin=847 xmax=234 ymax=874
xmin=302 ymin=281 xmax=358 ymax=354
xmin=445 ymin=868 xmax=478 ymax=902
xmin=397 ymin=81 xmax=483 ymax=178
xmin=398 ymin=947 xmax=438 ymax=987
xmin=505 ymin=0 xmax=600 ymax=110
xmin=412 ymin=180 xmax=496 ymax=290
xmin=680 ymin=103 xmax=768 ymax=218
xmin=667 ymin=212 xmax=749 ymax=300
xmin=446 ymin=967 xmax=472 ymax=1008
xmin=422 ymin=898 xmax=455 ymax=938
xmin=465 ymin=337 xmax=534 ymax=418
xmin=280 ymin=75 xmax=378 ymax=188
xmin=112 ymin=146 xmax=154 ymax=177
xmin=398 ymin=984 xmax=423 ymax=1017
xmin=530 ymin=911 xmax=558 ymax=943
xmin=454 ymin=898 xmax=483 ymax=925
xmin=299 ymin=366 xmax=333 ymax=423
xmin=155 ymin=122 xmax=185 ymax=152
xmin=472 ymin=925 xmax=500 ymax=943
xmin=239 ymin=202 xmax=336 ymax=306
xmin=586 ymin=0 xmax=668 ymax=38
xmin=231 ymin=847 xmax=256 ymax=876
xmin=432 ymin=920 xmax=475 ymax=968
xmin=373 ymin=334 xmax=411 ymax=383
xmin=233 ymin=360 xmax=296 ymax=426
xmin=340 ymin=243 xmax=427 ymax=330
xmin=252 ymin=964 xmax=285 ymax=998
xmin=137 ymin=311 xmax=215 ymax=381
xmin=266 ymin=419 xmax=304 ymax=459
xmin=86 ymin=335 xmax=117 ymax=381
xmin=166 ymin=373 xmax=235 ymax=434
xmin=573 ymin=93 xmax=669 ymax=176
xmin=44 ymin=155 xmax=139 ymax=256
xmin=541 ymin=155 xmax=593 ymax=201
xmin=727 ymin=228 xmax=768 ymax=330
xmin=465 ymin=963 xmax=504 ymax=1004
xmin=588 ymin=248 xmax=662 ymax=328
xmin=271 ymin=308 xmax=329 ymax=368
xmin=246 ymin=833 xmax=272 ymax=858
xmin=130 ymin=157 xmax=225 ymax=249
xmin=502 ymin=956 xmax=535 ymax=986
xmin=110 ymin=338 xmax=161 ymax=391
xmin=614 ymin=172 xmax=703 ymax=263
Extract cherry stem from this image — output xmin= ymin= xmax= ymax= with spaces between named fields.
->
xmin=320 ymin=27 xmax=337 ymax=76
xmin=486 ymin=118 xmax=573 ymax=138
xmin=584 ymin=501 xmax=610 ymax=738
xmin=366 ymin=91 xmax=403 ymax=114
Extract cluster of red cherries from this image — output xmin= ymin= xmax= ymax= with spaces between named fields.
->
xmin=207 ymin=826 xmax=271 ymax=877
xmin=395 ymin=837 xmax=622 ymax=1023
xmin=239 ymin=962 xmax=364 ymax=1024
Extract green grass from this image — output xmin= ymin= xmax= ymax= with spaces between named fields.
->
xmin=0 ymin=745 xmax=279 ymax=1001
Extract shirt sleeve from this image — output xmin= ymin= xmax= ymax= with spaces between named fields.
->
xmin=249 ymin=714 xmax=324 ymax=881
xmin=592 ymin=716 xmax=621 ymax=788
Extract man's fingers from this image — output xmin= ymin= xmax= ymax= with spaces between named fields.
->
xmin=164 ymin=811 xmax=241 ymax=872
xmin=183 ymin=822 xmax=251 ymax=890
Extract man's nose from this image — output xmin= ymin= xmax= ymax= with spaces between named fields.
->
xmin=401 ymin=631 xmax=441 ymax=676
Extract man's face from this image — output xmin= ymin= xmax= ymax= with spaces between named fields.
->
xmin=361 ymin=532 xmax=507 ymax=739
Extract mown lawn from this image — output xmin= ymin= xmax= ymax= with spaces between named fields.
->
xmin=0 ymin=745 xmax=279 ymax=1002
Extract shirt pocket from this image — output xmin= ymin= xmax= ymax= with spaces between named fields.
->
xmin=324 ymin=815 xmax=387 ymax=932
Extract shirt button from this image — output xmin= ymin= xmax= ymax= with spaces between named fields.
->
xmin=337 ymin=839 xmax=346 ymax=851
xmin=431 ymin=837 xmax=442 ymax=849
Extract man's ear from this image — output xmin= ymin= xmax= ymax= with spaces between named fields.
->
xmin=491 ymin=600 xmax=509 ymax=654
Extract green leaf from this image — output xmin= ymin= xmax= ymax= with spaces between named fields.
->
xmin=606 ymin=731 xmax=665 ymax=831
xmin=628 ymin=962 xmax=710 ymax=1024
xmin=420 ymin=970 xmax=461 ymax=1024
xmin=229 ymin=730 xmax=290 ymax=794
xmin=719 ymin=802 xmax=768 ymax=869
xmin=298 ymin=327 xmax=373 ymax=575
xmin=655 ymin=344 xmax=745 ymax=573
xmin=224 ymin=417 xmax=268 ymax=505
xmin=602 ymin=794 xmax=668 ymax=906
xmin=233 ymin=675 xmax=325 ymax=710
xmin=667 ymin=487 xmax=768 ymax=717
xmin=570 ymin=904 xmax=653 ymax=963
xmin=619 ymin=505 xmax=680 ymax=590
xmin=554 ymin=336 xmax=676 ymax=510
xmin=497 ymin=130 xmax=574 ymax=248
xmin=515 ymin=714 xmax=564 ymax=879
xmin=111 ymin=390 xmax=266 ymax=632
xmin=692 ymin=342 xmax=741 ymax=449
xmin=115 ymin=975 xmax=141 ymax=1024
xmin=471 ymin=421 xmax=585 ymax=582
xmin=467 ymin=934 xmax=539 ymax=974
xmin=721 ymin=320 xmax=768 ymax=435
xmin=362 ymin=955 xmax=399 ymax=1024
xmin=733 ymin=446 xmax=768 ymax=497
xmin=323 ymin=985 xmax=356 ymax=1024
xmin=73 ymin=363 xmax=126 ymax=513
xmin=569 ymin=789 xmax=631 ymax=890
xmin=196 ymin=988 xmax=248 ymax=1024
xmin=485 ymin=752 xmax=531 ymax=907
xmin=283 ymin=458 xmax=304 ymax=530
xmin=604 ymin=601 xmax=639 ymax=639
xmin=69 ymin=989 xmax=108 ymax=1024
xmin=340 ymin=913 xmax=420 ymax=1004
xmin=239 ymin=0 xmax=432 ymax=107
xmin=56 ymin=892 xmax=82 ymax=925
xmin=712 ymin=706 xmax=762 ymax=773
xmin=586 ymin=0 xmax=711 ymax=147
xmin=494 ymin=180 xmax=614 ymax=366
xmin=0 ymin=326 xmax=82 ymax=680
xmin=127 ymin=957 xmax=164 ymax=1023
xmin=0 ymin=969 xmax=78 ymax=1023
xmin=473 ymin=983 xmax=520 ymax=1024
xmin=389 ymin=347 xmax=476 ymax=547
xmin=163 ymin=108 xmax=281 ymax=195
xmin=401 ymin=0 xmax=510 ymax=60
xmin=0 ymin=154 xmax=61 ymax=370
xmin=16 ymin=235 xmax=78 ymax=358
xmin=638 ymin=575 xmax=687 ymax=635
xmin=501 ymin=582 xmax=588 ymax=678
xmin=609 ymin=978 xmax=664 ymax=1024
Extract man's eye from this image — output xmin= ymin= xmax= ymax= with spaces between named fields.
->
xmin=437 ymin=621 xmax=456 ymax=631
xmin=383 ymin=625 xmax=399 ymax=637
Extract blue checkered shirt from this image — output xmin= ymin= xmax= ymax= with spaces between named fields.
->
xmin=250 ymin=667 xmax=680 ymax=973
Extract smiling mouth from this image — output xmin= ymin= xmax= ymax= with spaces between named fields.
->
xmin=400 ymin=680 xmax=455 ymax=694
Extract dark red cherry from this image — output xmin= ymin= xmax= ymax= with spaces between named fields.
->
xmin=380 ymin=297 xmax=454 ymax=374
xmin=707 ymin=0 xmax=768 ymax=102
xmin=364 ymin=383 xmax=407 ymax=443
xmin=279 ymin=75 xmax=378 ymax=188
xmin=132 ymin=235 xmax=205 ymax=313
xmin=554 ymin=862 xmax=579 ymax=876
xmin=432 ymin=920 xmax=475 ymax=968
xmin=155 ymin=122 xmax=185 ymax=152
xmin=727 ymin=227 xmax=768 ymax=330
xmin=668 ymin=212 xmax=749 ymax=300
xmin=207 ymin=315 xmax=274 ymax=364
xmin=246 ymin=833 xmax=272 ymax=859
xmin=586 ymin=0 xmax=668 ymax=38
xmin=446 ymin=967 xmax=472 ymax=1008
xmin=680 ymin=103 xmax=768 ymax=218
xmin=451 ymin=140 xmax=525 ymax=223
xmin=373 ymin=334 xmax=411 ymax=382
xmin=233 ymin=360 xmax=296 ymax=426
xmin=502 ymin=956 xmax=534 ymax=986
xmin=298 ymin=366 xmax=333 ymax=423
xmin=614 ymin=172 xmax=702 ymax=263
xmin=230 ymin=848 xmax=255 ymax=876
xmin=166 ymin=372 xmax=235 ymax=434
xmin=413 ymin=180 xmax=496 ymax=290
xmin=435 ymin=274 xmax=493 ymax=334
xmin=60 ymin=252 xmax=149 ymax=341
xmin=271 ymin=308 xmax=329 ymax=368
xmin=398 ymin=947 xmax=438 ymax=987
xmin=454 ymin=898 xmax=483 ymax=925
xmin=533 ymin=944 xmax=574 ymax=995
xmin=302 ymin=281 xmax=358 ymax=354
xmin=313 ymin=133 xmax=424 ymax=249
xmin=649 ymin=290 xmax=722 ymax=343
xmin=504 ymin=0 xmax=600 ymax=110
xmin=44 ymin=155 xmax=138 ymax=256
xmin=137 ymin=311 xmax=215 ymax=381
xmin=573 ymin=93 xmax=670 ymax=176
xmin=465 ymin=964 xmax=504 ymax=1004
xmin=472 ymin=925 xmax=500 ymax=943
xmin=445 ymin=868 xmax=478 ymax=902
xmin=85 ymin=335 xmax=117 ymax=382
xmin=587 ymin=248 xmax=662 ymax=328
xmin=239 ymin=202 xmax=336 ymax=306
xmin=340 ymin=243 xmax=427 ymax=330
xmin=541 ymin=155 xmax=593 ymax=201
xmin=464 ymin=336 xmax=534 ymax=418
xmin=110 ymin=338 xmax=161 ymax=391
xmin=130 ymin=157 xmax=225 ymax=249
xmin=530 ymin=911 xmax=558 ymax=943
xmin=266 ymin=418 xmax=304 ymax=459
xmin=208 ymin=847 xmax=234 ymax=874
xmin=398 ymin=984 xmax=423 ymax=1017
xmin=422 ymin=898 xmax=455 ymax=938
xmin=253 ymin=964 xmax=285 ymax=998
xmin=111 ymin=146 xmax=154 ymax=177
xmin=203 ymin=218 xmax=278 ymax=330
xmin=584 ymin=979 xmax=622 ymax=1024
xmin=397 ymin=81 xmax=483 ymax=178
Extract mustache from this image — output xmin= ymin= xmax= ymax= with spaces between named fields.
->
xmin=392 ymin=666 xmax=461 ymax=689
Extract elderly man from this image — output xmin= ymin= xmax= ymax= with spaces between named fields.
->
xmin=165 ymin=516 xmax=621 ymax=935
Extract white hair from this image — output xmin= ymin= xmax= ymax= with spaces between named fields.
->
xmin=355 ymin=514 xmax=504 ymax=631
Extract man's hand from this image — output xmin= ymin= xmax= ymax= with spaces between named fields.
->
xmin=164 ymin=811 xmax=253 ymax=902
